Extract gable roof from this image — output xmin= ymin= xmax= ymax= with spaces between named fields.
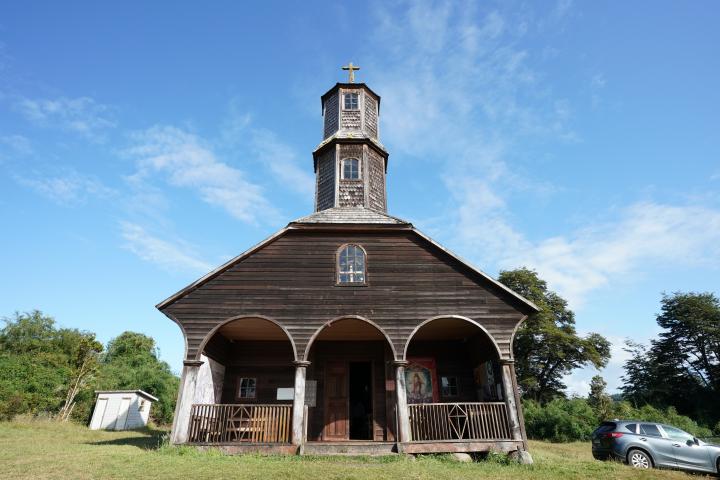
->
xmin=156 ymin=208 xmax=539 ymax=313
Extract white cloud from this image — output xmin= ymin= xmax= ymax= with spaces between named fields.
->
xmin=454 ymin=197 xmax=720 ymax=307
xmin=250 ymin=129 xmax=315 ymax=197
xmin=120 ymin=221 xmax=213 ymax=274
xmin=221 ymin=102 xmax=314 ymax=198
xmin=369 ymin=1 xmax=720 ymax=309
xmin=126 ymin=125 xmax=280 ymax=225
xmin=563 ymin=371 xmax=593 ymax=397
xmin=505 ymin=202 xmax=720 ymax=306
xmin=16 ymin=171 xmax=114 ymax=205
xmin=371 ymin=3 xmax=573 ymax=158
xmin=14 ymin=96 xmax=115 ymax=139
xmin=0 ymin=134 xmax=32 ymax=155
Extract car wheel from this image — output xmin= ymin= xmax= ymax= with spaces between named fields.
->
xmin=627 ymin=449 xmax=652 ymax=469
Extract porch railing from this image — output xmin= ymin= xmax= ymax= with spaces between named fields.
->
xmin=188 ymin=404 xmax=292 ymax=444
xmin=408 ymin=402 xmax=512 ymax=441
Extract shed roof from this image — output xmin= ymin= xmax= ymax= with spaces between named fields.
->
xmin=95 ymin=390 xmax=159 ymax=402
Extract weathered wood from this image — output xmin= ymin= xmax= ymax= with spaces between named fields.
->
xmin=187 ymin=404 xmax=292 ymax=444
xmin=161 ymin=230 xmax=531 ymax=363
xmin=500 ymin=362 xmax=524 ymax=442
xmin=292 ymin=361 xmax=309 ymax=445
xmin=394 ymin=361 xmax=411 ymax=443
xmin=403 ymin=440 xmax=523 ymax=454
xmin=407 ymin=403 xmax=512 ymax=442
xmin=323 ymin=361 xmax=349 ymax=440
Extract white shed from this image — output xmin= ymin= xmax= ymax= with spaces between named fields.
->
xmin=89 ymin=390 xmax=158 ymax=430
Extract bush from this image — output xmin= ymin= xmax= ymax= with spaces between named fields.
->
xmin=626 ymin=404 xmax=712 ymax=438
xmin=523 ymin=398 xmax=713 ymax=442
xmin=524 ymin=398 xmax=597 ymax=442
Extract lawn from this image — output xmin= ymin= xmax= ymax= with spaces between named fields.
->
xmin=0 ymin=419 xmax=708 ymax=480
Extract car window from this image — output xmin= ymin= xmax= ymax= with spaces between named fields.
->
xmin=663 ymin=426 xmax=694 ymax=442
xmin=640 ymin=424 xmax=661 ymax=437
xmin=594 ymin=422 xmax=616 ymax=434
xmin=624 ymin=423 xmax=637 ymax=434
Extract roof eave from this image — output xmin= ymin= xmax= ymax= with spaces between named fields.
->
xmin=94 ymin=390 xmax=160 ymax=402
xmin=410 ymin=228 xmax=540 ymax=314
xmin=313 ymin=137 xmax=389 ymax=171
xmin=287 ymin=222 xmax=413 ymax=231
xmin=320 ymin=82 xmax=381 ymax=111
xmin=156 ymin=222 xmax=539 ymax=315
xmin=156 ymin=227 xmax=290 ymax=311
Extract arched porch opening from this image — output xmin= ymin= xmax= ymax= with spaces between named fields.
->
xmin=198 ymin=316 xmax=297 ymax=403
xmin=304 ymin=317 xmax=397 ymax=443
xmin=185 ymin=316 xmax=297 ymax=445
xmin=403 ymin=316 xmax=514 ymax=442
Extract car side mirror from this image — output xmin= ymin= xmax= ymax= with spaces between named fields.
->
xmin=687 ymin=438 xmax=698 ymax=446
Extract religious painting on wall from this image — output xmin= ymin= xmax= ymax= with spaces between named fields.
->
xmin=405 ymin=358 xmax=439 ymax=404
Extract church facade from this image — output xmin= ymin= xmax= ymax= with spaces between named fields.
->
xmin=158 ymin=72 xmax=538 ymax=457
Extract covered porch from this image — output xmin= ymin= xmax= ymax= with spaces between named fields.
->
xmin=174 ymin=316 xmax=526 ymax=455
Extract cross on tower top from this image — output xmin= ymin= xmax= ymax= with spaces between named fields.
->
xmin=341 ymin=62 xmax=360 ymax=83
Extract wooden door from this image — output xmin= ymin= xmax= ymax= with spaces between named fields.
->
xmin=324 ymin=361 xmax=348 ymax=440
xmin=90 ymin=398 xmax=107 ymax=430
xmin=114 ymin=397 xmax=131 ymax=430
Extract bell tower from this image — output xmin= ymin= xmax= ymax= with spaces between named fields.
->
xmin=313 ymin=63 xmax=389 ymax=213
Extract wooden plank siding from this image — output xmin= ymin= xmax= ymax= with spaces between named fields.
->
xmin=161 ymin=228 xmax=530 ymax=363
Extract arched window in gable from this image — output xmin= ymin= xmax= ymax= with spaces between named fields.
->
xmin=337 ymin=244 xmax=366 ymax=284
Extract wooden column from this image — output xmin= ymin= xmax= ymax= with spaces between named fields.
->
xmin=500 ymin=359 xmax=523 ymax=442
xmin=393 ymin=360 xmax=411 ymax=443
xmin=292 ymin=360 xmax=311 ymax=447
xmin=509 ymin=361 xmax=529 ymax=450
xmin=170 ymin=359 xmax=203 ymax=444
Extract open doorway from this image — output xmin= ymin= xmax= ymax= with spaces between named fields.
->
xmin=349 ymin=362 xmax=373 ymax=440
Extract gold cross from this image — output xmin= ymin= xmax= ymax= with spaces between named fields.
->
xmin=341 ymin=62 xmax=360 ymax=83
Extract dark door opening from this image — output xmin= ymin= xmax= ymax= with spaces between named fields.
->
xmin=349 ymin=362 xmax=373 ymax=440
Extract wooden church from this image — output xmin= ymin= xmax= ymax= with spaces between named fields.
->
xmin=157 ymin=64 xmax=538 ymax=458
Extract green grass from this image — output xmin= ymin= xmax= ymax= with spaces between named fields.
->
xmin=0 ymin=419 xmax=710 ymax=480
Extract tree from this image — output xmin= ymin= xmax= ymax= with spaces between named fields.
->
xmin=97 ymin=332 xmax=179 ymax=424
xmin=498 ymin=268 xmax=611 ymax=402
xmin=655 ymin=292 xmax=719 ymax=393
xmin=57 ymin=335 xmax=103 ymax=421
xmin=587 ymin=375 xmax=613 ymax=421
xmin=0 ymin=311 xmax=101 ymax=420
xmin=622 ymin=292 xmax=720 ymax=426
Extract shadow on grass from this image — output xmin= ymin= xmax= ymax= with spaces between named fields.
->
xmin=87 ymin=427 xmax=168 ymax=451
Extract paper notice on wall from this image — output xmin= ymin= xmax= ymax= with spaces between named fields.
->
xmin=305 ymin=380 xmax=317 ymax=407
xmin=276 ymin=388 xmax=294 ymax=401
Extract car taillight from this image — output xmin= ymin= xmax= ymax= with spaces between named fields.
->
xmin=601 ymin=432 xmax=624 ymax=439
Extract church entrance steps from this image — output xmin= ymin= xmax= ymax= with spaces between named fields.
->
xmin=303 ymin=441 xmax=397 ymax=456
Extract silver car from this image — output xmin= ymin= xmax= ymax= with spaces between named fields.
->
xmin=591 ymin=420 xmax=720 ymax=474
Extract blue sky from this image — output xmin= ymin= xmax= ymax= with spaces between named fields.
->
xmin=1 ymin=1 xmax=718 ymax=395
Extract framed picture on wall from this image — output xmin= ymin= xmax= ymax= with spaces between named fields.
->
xmin=405 ymin=357 xmax=439 ymax=403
